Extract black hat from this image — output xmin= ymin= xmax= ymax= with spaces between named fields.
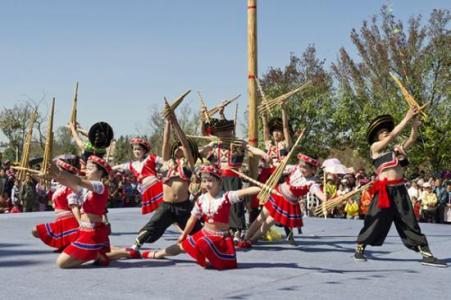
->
xmin=367 ymin=115 xmax=394 ymax=144
xmin=268 ymin=117 xmax=293 ymax=136
xmin=88 ymin=122 xmax=114 ymax=148
xmin=170 ymin=137 xmax=200 ymax=163
xmin=208 ymin=118 xmax=235 ymax=133
xmin=268 ymin=117 xmax=283 ymax=133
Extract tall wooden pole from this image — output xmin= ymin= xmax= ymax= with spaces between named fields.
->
xmin=247 ymin=0 xmax=258 ymax=178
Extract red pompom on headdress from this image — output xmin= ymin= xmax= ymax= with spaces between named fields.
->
xmin=200 ymin=165 xmax=222 ymax=179
xmin=56 ymin=159 xmax=80 ymax=175
xmin=88 ymin=155 xmax=112 ymax=175
xmin=297 ymin=153 xmax=319 ymax=168
xmin=130 ymin=138 xmax=152 ymax=152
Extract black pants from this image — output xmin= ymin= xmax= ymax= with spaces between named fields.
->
xmin=135 ymin=200 xmax=202 ymax=246
xmin=222 ymin=176 xmax=245 ymax=231
xmin=357 ymin=184 xmax=428 ymax=252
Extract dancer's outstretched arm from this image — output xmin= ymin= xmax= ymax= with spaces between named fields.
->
xmin=177 ymin=215 xmax=199 ymax=243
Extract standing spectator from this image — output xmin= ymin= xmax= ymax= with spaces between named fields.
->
xmin=3 ymin=161 xmax=15 ymax=198
xmin=408 ymin=180 xmax=420 ymax=202
xmin=445 ymin=182 xmax=451 ymax=224
xmin=0 ymin=168 xmax=6 ymax=197
xmin=11 ymin=180 xmax=20 ymax=208
xmin=434 ymin=178 xmax=448 ymax=223
xmin=421 ymin=183 xmax=438 ymax=223
xmin=20 ymin=174 xmax=37 ymax=212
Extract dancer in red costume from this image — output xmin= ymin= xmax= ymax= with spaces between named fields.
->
xmin=44 ymin=155 xmax=112 ymax=268
xmin=142 ymin=165 xmax=261 ymax=270
xmin=113 ymin=138 xmax=163 ymax=214
xmin=239 ymin=152 xmax=326 ymax=248
xmin=32 ymin=155 xmax=81 ymax=251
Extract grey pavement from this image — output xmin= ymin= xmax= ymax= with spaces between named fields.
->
xmin=1 ymin=208 xmax=450 ymax=300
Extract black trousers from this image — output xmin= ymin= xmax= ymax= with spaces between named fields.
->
xmin=135 ymin=200 xmax=202 ymax=246
xmin=222 ymin=176 xmax=245 ymax=231
xmin=357 ymin=184 xmax=429 ymax=252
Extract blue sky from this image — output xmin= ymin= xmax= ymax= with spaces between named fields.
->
xmin=0 ymin=0 xmax=448 ymax=142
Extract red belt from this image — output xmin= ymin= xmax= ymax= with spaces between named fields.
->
xmin=369 ymin=178 xmax=405 ymax=208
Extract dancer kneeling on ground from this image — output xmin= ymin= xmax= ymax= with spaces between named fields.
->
xmin=354 ymin=107 xmax=446 ymax=267
xmin=45 ymin=155 xmax=112 ymax=268
xmin=142 ymin=165 xmax=261 ymax=270
xmin=32 ymin=155 xmax=82 ymax=251
xmin=239 ymin=152 xmax=326 ymax=248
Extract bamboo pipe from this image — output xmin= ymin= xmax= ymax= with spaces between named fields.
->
xmin=390 ymin=73 xmax=427 ymax=118
xmin=40 ymin=98 xmax=55 ymax=188
xmin=207 ymin=94 xmax=241 ymax=117
xmin=197 ymin=91 xmax=211 ymax=123
xmin=162 ymin=90 xmax=191 ymax=118
xmin=70 ymin=82 xmax=78 ymax=125
xmin=314 ymin=182 xmax=372 ymax=216
xmin=256 ymin=77 xmax=272 ymax=117
xmin=257 ymin=128 xmax=305 ymax=204
xmin=257 ymin=81 xmax=311 ymax=114
xmin=18 ymin=111 xmax=37 ymax=182
xmin=230 ymin=169 xmax=282 ymax=197
xmin=186 ymin=135 xmax=245 ymax=147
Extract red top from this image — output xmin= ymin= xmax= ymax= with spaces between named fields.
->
xmin=52 ymin=186 xmax=74 ymax=211
xmin=81 ymin=181 xmax=109 ymax=216
xmin=129 ymin=155 xmax=159 ymax=183
xmin=193 ymin=191 xmax=240 ymax=224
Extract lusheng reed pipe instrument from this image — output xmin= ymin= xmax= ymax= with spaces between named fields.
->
xmin=257 ymin=81 xmax=311 ymax=114
xmin=40 ymin=98 xmax=55 ymax=188
xmin=257 ymin=129 xmax=305 ymax=205
xmin=198 ymin=91 xmax=210 ymax=122
xmin=256 ymin=77 xmax=272 ymax=117
xmin=161 ymin=90 xmax=191 ymax=118
xmin=206 ymin=94 xmax=241 ymax=117
xmin=314 ymin=182 xmax=373 ymax=217
xmin=390 ymin=73 xmax=429 ymax=118
xmin=230 ymin=169 xmax=282 ymax=197
xmin=17 ymin=111 xmax=37 ymax=182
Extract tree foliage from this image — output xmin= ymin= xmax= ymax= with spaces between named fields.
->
xmin=259 ymin=45 xmax=335 ymax=158
xmin=331 ymin=6 xmax=450 ymax=171
xmin=0 ymin=102 xmax=44 ymax=162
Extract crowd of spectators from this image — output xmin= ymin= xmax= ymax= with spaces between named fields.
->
xmin=0 ymin=160 xmax=142 ymax=214
xmin=304 ymin=169 xmax=451 ymax=224
xmin=1 ymin=158 xmax=450 ymax=225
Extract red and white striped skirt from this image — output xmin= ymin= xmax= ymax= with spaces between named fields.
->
xmin=141 ymin=181 xmax=164 ymax=215
xmin=63 ymin=222 xmax=110 ymax=262
xmin=264 ymin=188 xmax=303 ymax=228
xmin=36 ymin=211 xmax=79 ymax=250
xmin=181 ymin=228 xmax=237 ymax=270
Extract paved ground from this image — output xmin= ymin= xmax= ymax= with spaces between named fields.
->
xmin=1 ymin=208 xmax=450 ymax=300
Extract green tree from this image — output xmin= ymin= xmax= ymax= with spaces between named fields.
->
xmin=0 ymin=102 xmax=44 ymax=162
xmin=259 ymin=45 xmax=335 ymax=158
xmin=53 ymin=126 xmax=78 ymax=156
xmin=331 ymin=7 xmax=450 ymax=171
xmin=112 ymin=135 xmax=132 ymax=164
xmin=147 ymin=104 xmax=200 ymax=156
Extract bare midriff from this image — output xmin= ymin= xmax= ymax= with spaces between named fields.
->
xmin=204 ymin=222 xmax=229 ymax=232
xmin=80 ymin=213 xmax=103 ymax=223
xmin=163 ymin=178 xmax=190 ymax=203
